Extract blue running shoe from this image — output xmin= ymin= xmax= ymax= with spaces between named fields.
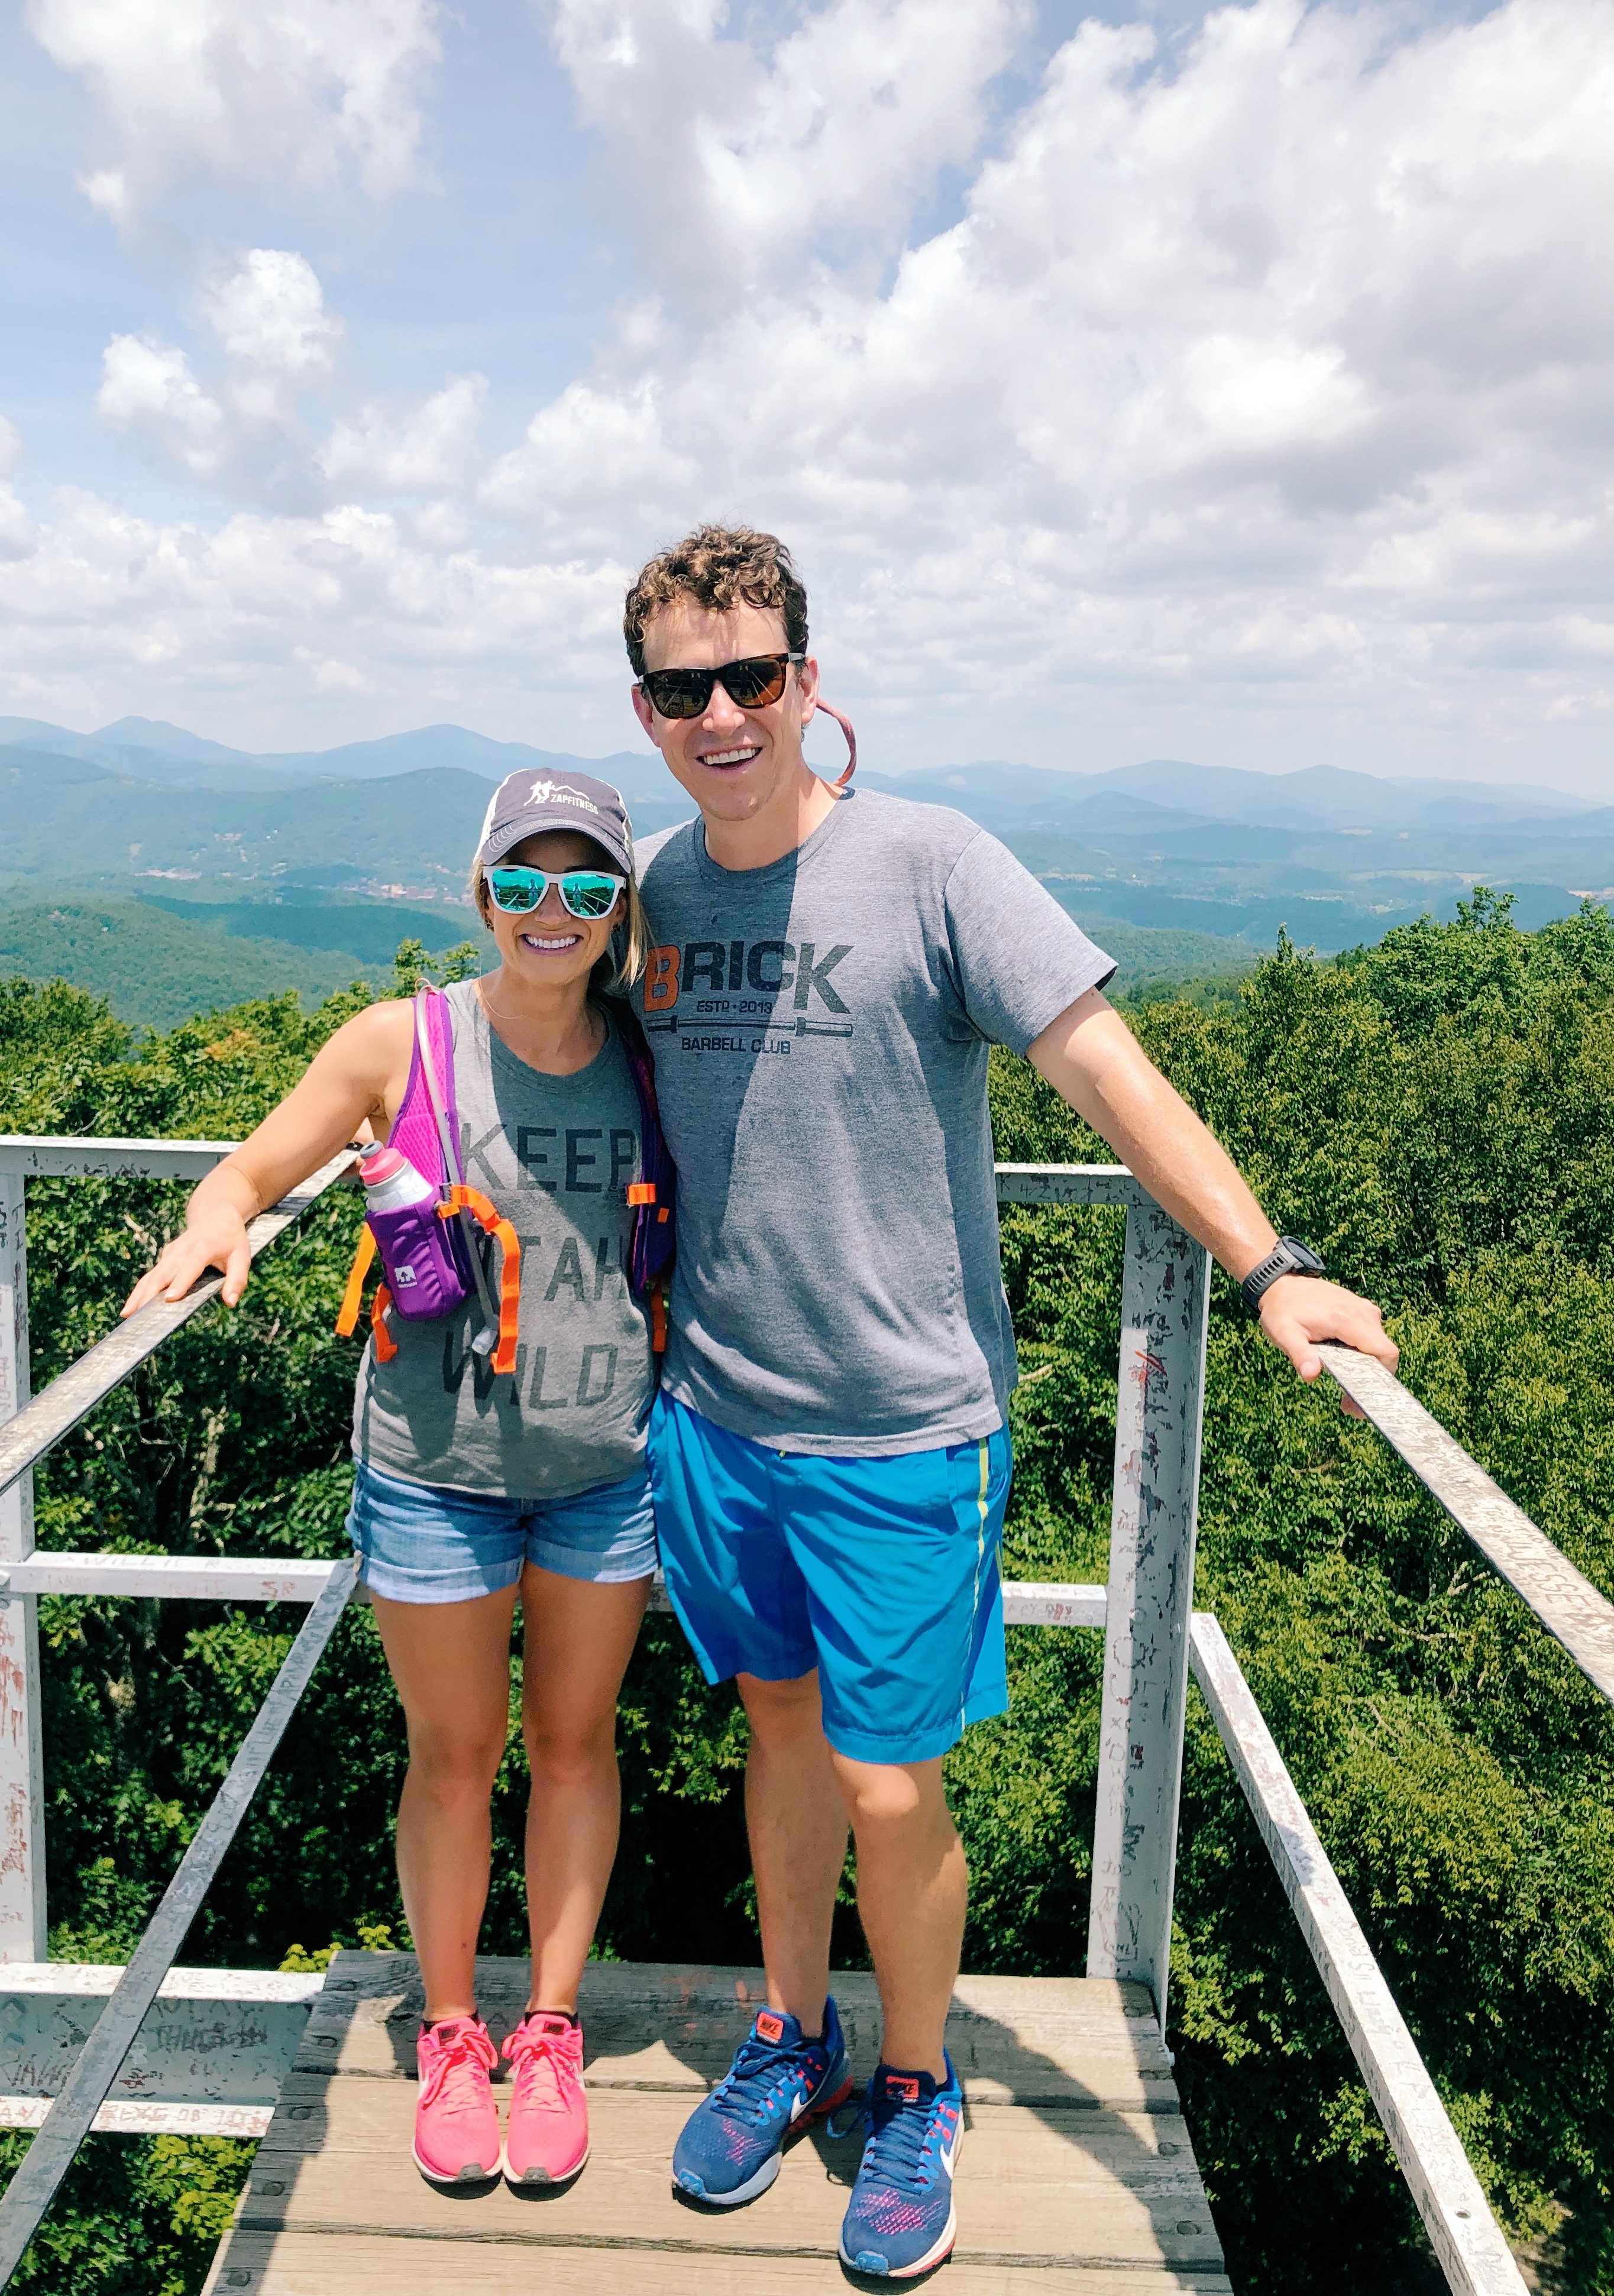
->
xmin=672 ymin=1998 xmax=852 ymax=2206
xmin=839 ymin=2054 xmax=963 ymax=2278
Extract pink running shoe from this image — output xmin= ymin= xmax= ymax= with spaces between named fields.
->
xmin=502 ymin=2010 xmax=589 ymax=2185
xmin=413 ymin=2015 xmax=501 ymax=2184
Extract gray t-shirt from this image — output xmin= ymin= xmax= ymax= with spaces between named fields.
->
xmin=352 ymin=983 xmax=655 ymax=1497
xmin=636 ymin=788 xmax=1114 ymax=1454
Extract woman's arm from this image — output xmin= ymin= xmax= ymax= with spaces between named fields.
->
xmin=122 ymin=1000 xmax=415 ymax=1316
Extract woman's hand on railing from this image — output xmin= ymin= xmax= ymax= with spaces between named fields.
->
xmin=122 ymin=1206 xmax=255 ymax=1316
xmin=1258 ymin=1275 xmax=1397 ymax=1416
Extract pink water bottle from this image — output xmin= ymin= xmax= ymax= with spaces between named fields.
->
xmin=357 ymin=1144 xmax=475 ymax=1322
xmin=359 ymin=1143 xmax=435 ymax=1215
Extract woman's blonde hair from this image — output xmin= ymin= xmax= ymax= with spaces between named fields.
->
xmin=469 ymin=841 xmax=648 ymax=999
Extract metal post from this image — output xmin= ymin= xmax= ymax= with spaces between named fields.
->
xmin=0 ymin=1167 xmax=45 ymax=1960
xmin=1086 ymin=1199 xmax=1211 ymax=2029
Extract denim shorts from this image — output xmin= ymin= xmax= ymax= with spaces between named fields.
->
xmin=347 ymin=1458 xmax=659 ymax=1604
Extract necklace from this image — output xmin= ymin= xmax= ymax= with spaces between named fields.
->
xmin=476 ymin=976 xmax=603 ymax=1063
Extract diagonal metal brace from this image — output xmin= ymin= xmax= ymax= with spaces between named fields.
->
xmin=0 ymin=1557 xmax=358 ymax=2287
xmin=0 ymin=1149 xmax=357 ymax=1504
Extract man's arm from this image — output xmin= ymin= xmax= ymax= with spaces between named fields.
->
xmin=1027 ymin=988 xmax=1397 ymax=1400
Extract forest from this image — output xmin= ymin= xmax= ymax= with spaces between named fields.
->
xmin=0 ymin=892 xmax=1609 ymax=2293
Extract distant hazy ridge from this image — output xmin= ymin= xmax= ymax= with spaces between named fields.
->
xmin=1 ymin=715 xmax=1606 ymax=1029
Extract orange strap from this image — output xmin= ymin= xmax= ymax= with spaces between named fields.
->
xmin=337 ymin=1222 xmax=397 ymax=1359
xmin=336 ymin=1223 xmax=378 ymax=1338
xmin=627 ymin=1181 xmax=656 ymax=1206
xmin=438 ymin=1186 xmax=522 ymax=1375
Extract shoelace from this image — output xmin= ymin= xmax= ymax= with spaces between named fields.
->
xmin=420 ymin=2022 xmax=497 ymax=2113
xmin=506 ymin=2024 xmax=578 ymax=2110
xmin=710 ymin=2035 xmax=810 ymax=2126
xmin=860 ymin=2091 xmax=943 ymax=2191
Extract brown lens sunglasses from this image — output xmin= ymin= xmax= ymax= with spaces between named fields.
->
xmin=638 ymin=652 xmax=804 ymax=718
xmin=637 ymin=651 xmax=858 ymax=785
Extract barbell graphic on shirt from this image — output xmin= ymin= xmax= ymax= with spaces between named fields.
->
xmin=642 ymin=1015 xmax=856 ymax=1039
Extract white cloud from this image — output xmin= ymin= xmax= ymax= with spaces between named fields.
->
xmin=321 ymin=374 xmax=489 ymax=494
xmin=98 ymin=250 xmax=342 ymax=506
xmin=0 ymin=490 xmax=632 ymax=741
xmin=486 ymin=0 xmax=1613 ymax=766
xmin=96 ymin=249 xmax=489 ymax=510
xmin=2 ymin=0 xmax=1610 ymax=778
xmin=0 ymin=419 xmax=34 ymax=562
xmin=546 ymin=0 xmax=1028 ymax=302
xmin=196 ymin=250 xmax=344 ymax=406
xmin=27 ymin=0 xmax=441 ymax=226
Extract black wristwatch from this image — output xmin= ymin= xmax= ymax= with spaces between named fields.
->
xmin=1241 ymin=1237 xmax=1327 ymax=1313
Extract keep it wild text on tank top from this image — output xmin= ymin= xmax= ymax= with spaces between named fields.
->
xmin=352 ymin=980 xmax=655 ymax=1498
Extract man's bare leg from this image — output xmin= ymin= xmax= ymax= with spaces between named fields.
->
xmin=832 ymin=1751 xmax=963 ymax=2081
xmin=737 ymin=1670 xmax=848 ymax=2035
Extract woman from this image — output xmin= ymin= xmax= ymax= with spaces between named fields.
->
xmin=125 ymin=770 xmax=660 ymax=2192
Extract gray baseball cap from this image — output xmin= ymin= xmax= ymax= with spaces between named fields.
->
xmin=475 ymin=769 xmax=633 ymax=876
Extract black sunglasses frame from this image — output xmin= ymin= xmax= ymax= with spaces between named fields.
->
xmin=638 ymin=651 xmax=806 ymax=721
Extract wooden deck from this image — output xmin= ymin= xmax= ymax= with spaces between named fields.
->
xmin=204 ymin=1952 xmax=1230 ymax=2293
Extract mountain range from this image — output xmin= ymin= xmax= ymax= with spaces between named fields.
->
xmin=0 ymin=713 xmax=1599 ymax=830
xmin=0 ymin=714 xmax=1608 ymax=1029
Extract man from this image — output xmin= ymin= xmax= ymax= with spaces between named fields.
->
xmin=627 ymin=525 xmax=1395 ymax=2279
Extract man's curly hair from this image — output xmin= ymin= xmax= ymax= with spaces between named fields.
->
xmin=623 ymin=524 xmax=808 ymax=676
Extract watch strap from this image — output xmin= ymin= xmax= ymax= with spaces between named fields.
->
xmin=1241 ymin=1237 xmax=1325 ymax=1314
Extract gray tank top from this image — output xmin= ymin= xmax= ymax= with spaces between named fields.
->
xmin=352 ymin=981 xmax=655 ymax=1498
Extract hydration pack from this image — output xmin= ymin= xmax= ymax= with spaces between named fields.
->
xmin=336 ymin=986 xmax=675 ymax=1371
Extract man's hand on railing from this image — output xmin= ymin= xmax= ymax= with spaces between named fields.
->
xmin=1258 ymin=1275 xmax=1397 ymax=1416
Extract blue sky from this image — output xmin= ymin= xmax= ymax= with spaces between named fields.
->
xmin=0 ymin=0 xmax=1609 ymax=789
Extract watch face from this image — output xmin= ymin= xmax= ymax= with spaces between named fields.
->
xmin=1282 ymin=1238 xmax=1327 ymax=1277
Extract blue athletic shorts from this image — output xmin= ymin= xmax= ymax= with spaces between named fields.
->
xmin=647 ymin=1393 xmax=1011 ymax=1766
xmin=346 ymin=1458 xmax=658 ymax=1604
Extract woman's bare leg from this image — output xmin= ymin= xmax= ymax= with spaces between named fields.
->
xmin=370 ymin=1583 xmax=520 ymax=2022
xmin=519 ymin=1565 xmax=650 ymax=2012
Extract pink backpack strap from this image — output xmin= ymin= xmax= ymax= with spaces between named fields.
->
xmin=385 ymin=988 xmax=462 ymax=1187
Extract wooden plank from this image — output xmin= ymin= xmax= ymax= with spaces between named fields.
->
xmin=1318 ymin=1341 xmax=1614 ymax=1705
xmin=214 ymin=1961 xmax=1227 ymax=2293
xmin=1191 ymin=1613 xmax=1525 ymax=2296
xmin=264 ymin=2074 xmax=1194 ymax=2180
xmin=297 ymin=1958 xmax=1179 ymax=2111
xmin=0 ymin=1963 xmax=325 ymax=2133
xmin=234 ymin=2083 xmax=1222 ymax=2270
xmin=205 ymin=2229 xmax=1234 ymax=2295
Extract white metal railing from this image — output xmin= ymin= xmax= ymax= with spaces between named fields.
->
xmin=0 ymin=1565 xmax=357 ymax=2286
xmin=1318 ymin=1342 xmax=1614 ymax=1702
xmin=2 ymin=1140 xmax=1608 ymax=2294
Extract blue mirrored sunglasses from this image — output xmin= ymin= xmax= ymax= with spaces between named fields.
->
xmin=486 ymin=866 xmax=626 ymax=920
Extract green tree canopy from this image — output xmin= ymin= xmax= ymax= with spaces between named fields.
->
xmin=1 ymin=898 xmax=1610 ymax=2291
